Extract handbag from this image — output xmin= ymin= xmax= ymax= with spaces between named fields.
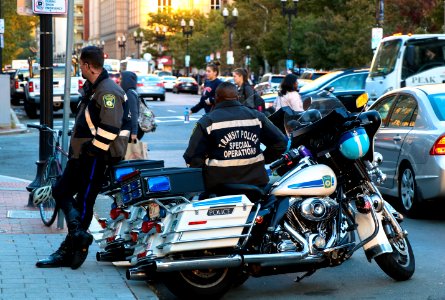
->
xmin=124 ymin=140 xmax=149 ymax=160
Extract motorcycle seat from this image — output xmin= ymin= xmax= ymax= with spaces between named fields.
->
xmin=210 ymin=183 xmax=266 ymax=202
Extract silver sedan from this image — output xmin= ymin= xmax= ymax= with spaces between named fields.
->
xmin=369 ymin=84 xmax=445 ymax=217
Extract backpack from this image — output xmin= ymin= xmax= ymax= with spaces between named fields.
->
xmin=138 ymin=98 xmax=157 ymax=133
xmin=244 ymin=88 xmax=266 ymax=113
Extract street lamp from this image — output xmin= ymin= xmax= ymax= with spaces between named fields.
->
xmin=281 ymin=0 xmax=299 ymax=71
xmin=181 ymin=19 xmax=194 ymax=76
xmin=155 ymin=25 xmax=167 ymax=55
xmin=97 ymin=40 xmax=105 ymax=51
xmin=117 ymin=35 xmax=126 ymax=60
xmin=133 ymin=31 xmax=144 ymax=59
xmin=222 ymin=7 xmax=238 ymax=69
xmin=245 ymin=45 xmax=251 ymax=72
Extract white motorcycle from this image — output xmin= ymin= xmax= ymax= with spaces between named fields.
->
xmin=124 ymin=96 xmax=414 ymax=299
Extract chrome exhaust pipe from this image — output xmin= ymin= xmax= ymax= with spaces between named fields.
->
xmin=126 ymin=268 xmax=149 ymax=280
xmin=156 ymin=255 xmax=243 ymax=272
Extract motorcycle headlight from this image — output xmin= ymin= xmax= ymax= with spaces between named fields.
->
xmin=338 ymin=127 xmax=370 ymax=160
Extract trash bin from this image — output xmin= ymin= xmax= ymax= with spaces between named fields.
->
xmin=0 ymin=74 xmax=11 ymax=127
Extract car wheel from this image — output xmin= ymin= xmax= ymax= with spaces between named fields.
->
xmin=398 ymin=164 xmax=421 ymax=217
xmin=160 ymin=96 xmax=165 ymax=101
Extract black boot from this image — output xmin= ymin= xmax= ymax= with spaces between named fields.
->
xmin=36 ymin=235 xmax=73 ymax=268
xmin=70 ymin=229 xmax=93 ymax=269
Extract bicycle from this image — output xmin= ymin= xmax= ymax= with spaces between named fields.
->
xmin=27 ymin=124 xmax=69 ymax=226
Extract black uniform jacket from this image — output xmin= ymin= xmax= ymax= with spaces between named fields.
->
xmin=70 ymin=70 xmax=127 ymax=160
xmin=184 ymin=101 xmax=287 ymax=191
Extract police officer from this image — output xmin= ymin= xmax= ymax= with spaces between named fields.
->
xmin=34 ymin=46 xmax=128 ymax=269
xmin=184 ymin=82 xmax=287 ymax=192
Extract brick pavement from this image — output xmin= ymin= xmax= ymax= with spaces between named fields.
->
xmin=0 ymin=175 xmax=159 ymax=300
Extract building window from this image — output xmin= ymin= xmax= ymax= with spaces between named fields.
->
xmin=158 ymin=0 xmax=172 ymax=12
xmin=210 ymin=0 xmax=221 ymax=10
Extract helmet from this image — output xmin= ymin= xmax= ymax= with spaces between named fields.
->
xmin=32 ymin=185 xmax=52 ymax=206
xmin=338 ymin=127 xmax=370 ymax=160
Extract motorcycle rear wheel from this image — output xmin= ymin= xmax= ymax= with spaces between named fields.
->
xmin=374 ymin=225 xmax=415 ymax=281
xmin=162 ymin=267 xmax=237 ymax=299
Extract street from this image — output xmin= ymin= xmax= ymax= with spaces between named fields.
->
xmin=1 ymin=91 xmax=445 ymax=299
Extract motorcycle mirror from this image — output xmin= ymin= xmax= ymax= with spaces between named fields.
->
xmin=373 ymin=152 xmax=383 ymax=165
xmin=356 ymin=93 xmax=369 ymax=109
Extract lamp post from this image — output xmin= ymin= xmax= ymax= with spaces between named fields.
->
xmin=155 ymin=25 xmax=167 ymax=55
xmin=117 ymin=35 xmax=126 ymax=60
xmin=133 ymin=31 xmax=144 ymax=59
xmin=222 ymin=7 xmax=238 ymax=67
xmin=181 ymin=19 xmax=194 ymax=77
xmin=281 ymin=0 xmax=298 ymax=71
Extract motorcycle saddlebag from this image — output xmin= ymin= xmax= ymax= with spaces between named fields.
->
xmin=158 ymin=194 xmax=254 ymax=254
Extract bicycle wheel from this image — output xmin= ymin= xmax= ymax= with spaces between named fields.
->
xmin=39 ymin=157 xmax=61 ymax=226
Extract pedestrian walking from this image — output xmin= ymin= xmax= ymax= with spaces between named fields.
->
xmin=189 ymin=61 xmax=223 ymax=115
xmin=120 ymin=71 xmax=139 ymax=143
xmin=233 ymin=68 xmax=265 ymax=112
xmin=33 ymin=46 xmax=127 ymax=269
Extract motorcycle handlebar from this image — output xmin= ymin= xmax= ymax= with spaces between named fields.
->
xmin=269 ymin=148 xmax=301 ymax=170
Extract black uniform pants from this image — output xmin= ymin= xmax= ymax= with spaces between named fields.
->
xmin=52 ymin=155 xmax=107 ymax=231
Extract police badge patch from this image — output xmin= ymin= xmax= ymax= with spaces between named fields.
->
xmin=103 ymin=94 xmax=116 ymax=108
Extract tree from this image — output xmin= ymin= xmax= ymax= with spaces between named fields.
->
xmin=2 ymin=0 xmax=38 ymax=68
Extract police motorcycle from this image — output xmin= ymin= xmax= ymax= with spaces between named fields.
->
xmin=125 ymin=94 xmax=414 ymax=299
xmin=94 ymin=160 xmax=166 ymax=262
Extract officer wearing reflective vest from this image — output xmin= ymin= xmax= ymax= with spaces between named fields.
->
xmin=34 ymin=46 xmax=128 ymax=270
xmin=184 ymin=82 xmax=287 ymax=192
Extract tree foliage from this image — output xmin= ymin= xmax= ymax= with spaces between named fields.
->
xmin=2 ymin=0 xmax=38 ymax=68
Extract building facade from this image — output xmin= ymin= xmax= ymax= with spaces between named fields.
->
xmin=84 ymin=0 xmax=230 ymax=60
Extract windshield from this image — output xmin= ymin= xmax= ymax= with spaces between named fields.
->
xmin=299 ymin=71 xmax=342 ymax=93
xmin=370 ymin=39 xmax=402 ymax=77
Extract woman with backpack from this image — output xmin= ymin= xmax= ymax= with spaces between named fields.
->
xmin=120 ymin=71 xmax=140 ymax=141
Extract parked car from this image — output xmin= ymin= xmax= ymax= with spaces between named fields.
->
xmin=299 ymin=68 xmax=369 ymax=113
xmin=137 ymin=75 xmax=166 ymax=101
xmin=369 ymin=84 xmax=445 ymax=217
xmin=10 ymin=68 xmax=31 ymax=105
xmin=172 ymin=77 xmax=199 ymax=94
xmin=254 ymin=73 xmax=285 ymax=95
xmin=161 ymin=75 xmax=178 ymax=91
xmin=298 ymin=70 xmax=330 ymax=88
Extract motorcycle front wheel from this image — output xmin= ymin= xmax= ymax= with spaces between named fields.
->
xmin=162 ymin=267 xmax=237 ymax=299
xmin=374 ymin=218 xmax=415 ymax=281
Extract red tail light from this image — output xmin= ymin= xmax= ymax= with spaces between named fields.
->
xmin=15 ymin=80 xmax=19 ymax=89
xmin=130 ymin=231 xmax=139 ymax=242
xmin=156 ymin=82 xmax=164 ymax=87
xmin=110 ymin=208 xmax=129 ymax=220
xmin=98 ymin=218 xmax=107 ymax=229
xmin=137 ymin=83 xmax=144 ymax=87
xmin=430 ymin=136 xmax=445 ymax=155
xmin=28 ymin=82 xmax=34 ymax=92
xmin=137 ymin=251 xmax=147 ymax=259
xmin=141 ymin=221 xmax=155 ymax=233
xmin=78 ymin=79 xmax=84 ymax=89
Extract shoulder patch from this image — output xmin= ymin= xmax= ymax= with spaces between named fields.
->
xmin=103 ymin=94 xmax=116 ymax=108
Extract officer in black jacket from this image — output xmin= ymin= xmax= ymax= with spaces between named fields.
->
xmin=184 ymin=82 xmax=287 ymax=191
xmin=35 ymin=46 xmax=127 ymax=270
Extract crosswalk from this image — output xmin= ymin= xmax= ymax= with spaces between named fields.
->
xmin=27 ymin=115 xmax=201 ymax=131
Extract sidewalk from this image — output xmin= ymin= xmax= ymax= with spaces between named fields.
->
xmin=0 ymin=175 xmax=159 ymax=300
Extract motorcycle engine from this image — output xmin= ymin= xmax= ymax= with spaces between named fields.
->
xmin=299 ymin=197 xmax=338 ymax=221
xmin=285 ymin=197 xmax=339 ymax=232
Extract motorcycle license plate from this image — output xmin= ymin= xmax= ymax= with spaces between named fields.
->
xmin=207 ymin=206 xmax=235 ymax=216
